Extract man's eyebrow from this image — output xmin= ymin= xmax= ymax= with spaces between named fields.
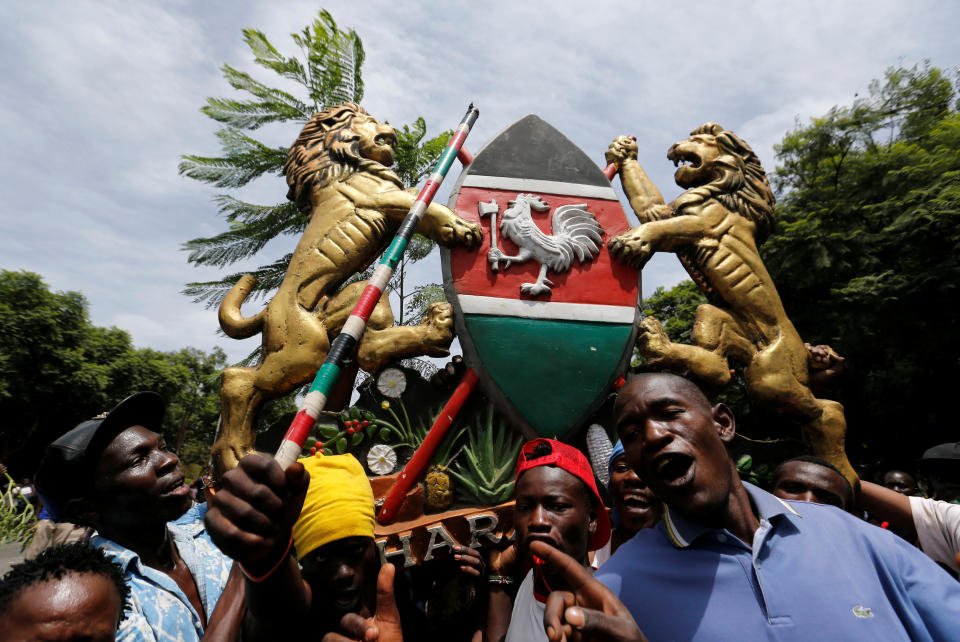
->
xmin=516 ymin=492 xmax=575 ymax=502
xmin=647 ymin=396 xmax=684 ymax=408
xmin=125 ymin=438 xmax=157 ymax=457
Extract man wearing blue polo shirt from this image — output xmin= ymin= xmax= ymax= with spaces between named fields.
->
xmin=595 ymin=372 xmax=960 ymax=641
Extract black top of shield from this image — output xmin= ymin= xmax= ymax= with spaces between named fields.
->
xmin=466 ymin=114 xmax=609 ymax=186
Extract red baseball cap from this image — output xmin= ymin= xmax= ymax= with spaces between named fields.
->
xmin=515 ymin=438 xmax=611 ymax=551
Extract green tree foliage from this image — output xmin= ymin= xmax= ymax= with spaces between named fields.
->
xmin=631 ymin=280 xmax=704 ymax=370
xmin=0 ymin=271 xmax=263 ymax=479
xmin=763 ymin=62 xmax=960 ymax=461
xmin=180 ymin=11 xmax=452 ymax=327
xmin=640 ymin=280 xmax=706 ymax=345
xmin=391 ymin=118 xmax=453 ymax=324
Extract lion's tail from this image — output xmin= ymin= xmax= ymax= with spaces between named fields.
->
xmin=218 ymin=274 xmax=267 ymax=339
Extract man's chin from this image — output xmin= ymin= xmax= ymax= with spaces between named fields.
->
xmin=160 ymin=495 xmax=194 ymax=522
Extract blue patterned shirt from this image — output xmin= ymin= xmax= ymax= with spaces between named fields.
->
xmin=92 ymin=503 xmax=234 ymax=641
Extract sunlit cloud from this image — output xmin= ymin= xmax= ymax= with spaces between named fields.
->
xmin=1 ymin=0 xmax=957 ymax=364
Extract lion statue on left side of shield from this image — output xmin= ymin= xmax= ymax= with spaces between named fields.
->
xmin=212 ymin=103 xmax=482 ymax=472
xmin=605 ymin=122 xmax=856 ymax=484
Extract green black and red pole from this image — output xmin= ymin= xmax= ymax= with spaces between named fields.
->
xmin=274 ymin=103 xmax=480 ymax=469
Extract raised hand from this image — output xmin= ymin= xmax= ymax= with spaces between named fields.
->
xmin=805 ymin=343 xmax=846 ymax=396
xmin=453 ymin=544 xmax=485 ymax=578
xmin=531 ymin=541 xmax=647 ymax=642
xmin=429 ymin=355 xmax=467 ymax=391
xmin=321 ymin=563 xmax=403 ymax=642
xmin=205 ymin=452 xmax=310 ymax=576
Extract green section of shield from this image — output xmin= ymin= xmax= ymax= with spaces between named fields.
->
xmin=464 ymin=314 xmax=632 ymax=438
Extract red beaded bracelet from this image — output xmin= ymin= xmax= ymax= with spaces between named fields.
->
xmin=239 ymin=534 xmax=293 ymax=583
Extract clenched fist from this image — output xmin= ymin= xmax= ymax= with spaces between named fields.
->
xmin=605 ymin=136 xmax=639 ymax=166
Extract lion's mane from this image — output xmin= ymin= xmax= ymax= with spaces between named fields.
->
xmin=284 ymin=103 xmax=404 ymax=214
xmin=673 ymin=122 xmax=776 ymax=243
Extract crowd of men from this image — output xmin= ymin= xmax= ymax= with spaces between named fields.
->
xmin=2 ymin=372 xmax=959 ymax=641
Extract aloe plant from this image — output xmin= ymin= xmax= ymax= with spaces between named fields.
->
xmin=449 ymin=405 xmax=523 ymax=505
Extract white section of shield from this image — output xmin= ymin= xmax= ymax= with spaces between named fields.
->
xmin=460 ymin=175 xmax=618 ymax=201
xmin=457 ymin=294 xmax=636 ymax=323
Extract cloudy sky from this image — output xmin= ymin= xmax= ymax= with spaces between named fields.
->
xmin=1 ymin=0 xmax=957 ymax=364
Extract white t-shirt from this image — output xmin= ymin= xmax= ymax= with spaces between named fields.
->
xmin=909 ymin=495 xmax=960 ymax=573
xmin=505 ymin=560 xmax=602 ymax=642
xmin=591 ymin=539 xmax=612 ymax=569
xmin=505 ymin=570 xmax=547 ymax=642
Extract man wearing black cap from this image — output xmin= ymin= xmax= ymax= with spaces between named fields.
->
xmin=917 ymin=442 xmax=960 ymax=502
xmin=858 ymin=442 xmax=960 ymax=575
xmin=35 ymin=392 xmax=244 ymax=641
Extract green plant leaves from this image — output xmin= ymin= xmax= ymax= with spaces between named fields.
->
xmin=317 ymin=424 xmax=339 ymax=439
xmin=451 ymin=406 xmax=522 ymax=505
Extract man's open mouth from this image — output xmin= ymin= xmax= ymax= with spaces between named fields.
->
xmin=161 ymin=475 xmax=188 ymax=496
xmin=621 ymin=492 xmax=654 ymax=509
xmin=334 ymin=589 xmax=360 ymax=609
xmin=652 ymin=452 xmax=695 ymax=486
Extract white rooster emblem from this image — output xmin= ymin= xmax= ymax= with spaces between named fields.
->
xmin=479 ymin=194 xmax=604 ymax=296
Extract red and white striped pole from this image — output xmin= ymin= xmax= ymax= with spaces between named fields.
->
xmin=274 ymin=104 xmax=480 ymax=469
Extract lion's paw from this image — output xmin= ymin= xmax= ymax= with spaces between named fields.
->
xmin=440 ymin=218 xmax=483 ymax=249
xmin=608 ymin=229 xmax=653 ymax=269
xmin=638 ymin=317 xmax=672 ymax=365
xmin=211 ymin=438 xmax=256 ymax=476
xmin=420 ymin=302 xmax=455 ymax=351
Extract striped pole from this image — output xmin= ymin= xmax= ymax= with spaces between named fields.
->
xmin=274 ymin=103 xmax=480 ymax=469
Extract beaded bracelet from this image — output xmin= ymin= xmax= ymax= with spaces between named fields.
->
xmin=488 ymin=575 xmax=514 ymax=586
xmin=239 ymin=534 xmax=293 ymax=583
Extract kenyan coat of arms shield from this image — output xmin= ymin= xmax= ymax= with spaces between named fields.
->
xmin=441 ymin=115 xmax=641 ymax=439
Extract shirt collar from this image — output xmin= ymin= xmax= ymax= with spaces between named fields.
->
xmin=662 ymin=481 xmax=801 ymax=548
xmin=90 ymin=508 xmax=206 ymax=575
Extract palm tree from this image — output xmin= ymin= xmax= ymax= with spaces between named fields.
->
xmin=180 ymin=10 xmax=449 ymax=321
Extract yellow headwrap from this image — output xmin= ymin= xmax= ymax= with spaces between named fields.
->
xmin=292 ymin=454 xmax=375 ymax=559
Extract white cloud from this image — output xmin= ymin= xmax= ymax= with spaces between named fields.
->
xmin=1 ymin=0 xmax=958 ymax=374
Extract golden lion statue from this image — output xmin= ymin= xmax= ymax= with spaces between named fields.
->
xmin=606 ymin=123 xmax=856 ymax=484
xmin=213 ymin=103 xmax=482 ymax=471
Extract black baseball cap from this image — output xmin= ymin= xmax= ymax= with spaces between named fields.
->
xmin=918 ymin=442 xmax=960 ymax=464
xmin=35 ymin=392 xmax=165 ymax=519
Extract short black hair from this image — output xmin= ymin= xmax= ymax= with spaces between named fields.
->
xmin=0 ymin=543 xmax=129 ymax=619
xmin=773 ymin=455 xmax=854 ymax=509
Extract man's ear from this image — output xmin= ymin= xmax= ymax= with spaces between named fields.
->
xmin=712 ymin=403 xmax=736 ymax=443
xmin=587 ymin=503 xmax=598 ymax=536
xmin=63 ymin=496 xmax=99 ymax=527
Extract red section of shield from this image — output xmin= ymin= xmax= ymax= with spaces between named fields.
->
xmin=449 ymin=187 xmax=637 ymax=306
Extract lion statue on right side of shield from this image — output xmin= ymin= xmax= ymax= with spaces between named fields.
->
xmin=211 ymin=103 xmax=482 ymax=472
xmin=605 ymin=122 xmax=856 ymax=484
